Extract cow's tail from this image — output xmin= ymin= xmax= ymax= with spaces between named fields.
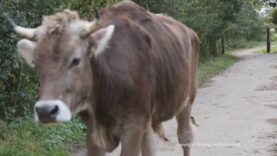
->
xmin=191 ymin=116 xmax=199 ymax=127
xmin=152 ymin=124 xmax=169 ymax=142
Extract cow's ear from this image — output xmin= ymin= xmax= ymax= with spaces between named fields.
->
xmin=90 ymin=25 xmax=115 ymax=57
xmin=17 ymin=39 xmax=36 ymax=67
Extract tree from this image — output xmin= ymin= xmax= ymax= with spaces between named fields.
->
xmin=271 ymin=8 xmax=277 ymax=24
xmin=0 ymin=0 xmax=62 ymax=121
xmin=62 ymin=0 xmax=121 ymax=18
xmin=263 ymin=0 xmax=277 ymax=7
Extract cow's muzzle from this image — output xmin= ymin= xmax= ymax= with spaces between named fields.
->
xmin=34 ymin=100 xmax=72 ymax=124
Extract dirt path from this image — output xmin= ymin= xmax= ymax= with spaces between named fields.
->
xmin=74 ymin=48 xmax=277 ymax=156
xmin=189 ymin=49 xmax=277 ymax=156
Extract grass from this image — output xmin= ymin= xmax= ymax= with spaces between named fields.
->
xmin=255 ymin=33 xmax=277 ymax=54
xmin=198 ymin=55 xmax=238 ymax=86
xmin=0 ymin=54 xmax=238 ymax=156
xmin=256 ymin=45 xmax=277 ymax=54
xmin=241 ymin=40 xmax=266 ymax=49
xmin=0 ymin=117 xmax=85 ymax=156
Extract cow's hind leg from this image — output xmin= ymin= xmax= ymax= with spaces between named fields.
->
xmin=141 ymin=127 xmax=156 ymax=156
xmin=176 ymin=102 xmax=194 ymax=156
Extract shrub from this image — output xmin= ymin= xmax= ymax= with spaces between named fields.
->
xmin=0 ymin=0 xmax=62 ymax=121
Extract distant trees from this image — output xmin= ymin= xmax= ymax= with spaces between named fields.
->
xmin=261 ymin=0 xmax=277 ymax=25
xmin=271 ymin=9 xmax=277 ymax=24
xmin=263 ymin=0 xmax=277 ymax=7
xmin=133 ymin=0 xmax=265 ymax=57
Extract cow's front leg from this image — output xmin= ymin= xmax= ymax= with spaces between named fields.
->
xmin=87 ymin=144 xmax=106 ymax=156
xmin=86 ymin=134 xmax=106 ymax=156
xmin=141 ymin=127 xmax=156 ymax=156
xmin=120 ymin=120 xmax=146 ymax=156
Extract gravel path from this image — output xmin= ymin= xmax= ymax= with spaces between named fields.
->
xmin=73 ymin=48 xmax=277 ymax=156
xmin=189 ymin=49 xmax=277 ymax=156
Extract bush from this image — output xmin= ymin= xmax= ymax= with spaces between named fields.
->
xmin=62 ymin=0 xmax=121 ymax=18
xmin=0 ymin=117 xmax=86 ymax=156
xmin=0 ymin=0 xmax=62 ymax=121
xmin=272 ymin=9 xmax=277 ymax=25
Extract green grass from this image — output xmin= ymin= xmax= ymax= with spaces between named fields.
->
xmin=0 ymin=54 xmax=238 ymax=156
xmin=198 ymin=55 xmax=238 ymax=86
xmin=255 ymin=33 xmax=277 ymax=54
xmin=0 ymin=117 xmax=85 ymax=156
xmin=256 ymin=45 xmax=277 ymax=54
xmin=244 ymin=33 xmax=277 ymax=49
xmin=241 ymin=40 xmax=266 ymax=49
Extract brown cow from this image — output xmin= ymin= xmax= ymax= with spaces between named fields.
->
xmin=10 ymin=1 xmax=200 ymax=156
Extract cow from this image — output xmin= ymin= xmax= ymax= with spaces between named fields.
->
xmin=9 ymin=1 xmax=200 ymax=156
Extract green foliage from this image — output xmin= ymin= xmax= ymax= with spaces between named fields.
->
xmin=263 ymin=0 xmax=277 ymax=7
xmin=198 ymin=55 xmax=238 ymax=86
xmin=256 ymin=45 xmax=277 ymax=53
xmin=0 ymin=117 xmax=85 ymax=156
xmin=0 ymin=0 xmax=64 ymax=121
xmin=272 ymin=9 xmax=277 ymax=24
xmin=226 ymin=1 xmax=265 ymax=39
xmin=133 ymin=0 xmax=265 ymax=56
xmin=62 ymin=0 xmax=121 ymax=18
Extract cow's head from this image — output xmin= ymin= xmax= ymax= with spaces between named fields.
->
xmin=10 ymin=10 xmax=115 ymax=124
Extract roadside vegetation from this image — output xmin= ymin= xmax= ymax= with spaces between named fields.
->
xmin=255 ymin=32 xmax=277 ymax=53
xmin=256 ymin=45 xmax=277 ymax=53
xmin=0 ymin=117 xmax=85 ymax=156
xmin=0 ymin=0 xmax=273 ymax=155
xmin=198 ymin=55 xmax=238 ymax=86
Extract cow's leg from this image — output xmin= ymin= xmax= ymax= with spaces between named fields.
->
xmin=86 ymin=133 xmax=106 ymax=156
xmin=120 ymin=120 xmax=145 ymax=156
xmin=141 ymin=127 xmax=156 ymax=156
xmin=176 ymin=103 xmax=194 ymax=156
xmin=87 ymin=144 xmax=106 ymax=156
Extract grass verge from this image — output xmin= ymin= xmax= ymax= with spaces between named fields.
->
xmin=240 ymin=40 xmax=266 ymax=49
xmin=0 ymin=54 xmax=238 ymax=156
xmin=256 ymin=45 xmax=277 ymax=54
xmin=198 ymin=55 xmax=238 ymax=86
xmin=0 ymin=117 xmax=85 ymax=156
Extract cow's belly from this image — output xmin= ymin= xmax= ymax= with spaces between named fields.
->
xmin=152 ymin=94 xmax=190 ymax=123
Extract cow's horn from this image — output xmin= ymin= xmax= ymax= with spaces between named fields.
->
xmin=7 ymin=17 xmax=36 ymax=39
xmin=85 ymin=10 xmax=100 ymax=33
xmin=95 ymin=9 xmax=100 ymax=20
xmin=85 ymin=20 xmax=98 ymax=33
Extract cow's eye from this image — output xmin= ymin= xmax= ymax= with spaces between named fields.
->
xmin=69 ymin=58 xmax=81 ymax=68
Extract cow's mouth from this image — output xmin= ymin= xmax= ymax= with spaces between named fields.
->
xmin=34 ymin=100 xmax=72 ymax=124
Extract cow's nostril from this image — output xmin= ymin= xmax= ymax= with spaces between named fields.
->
xmin=50 ymin=105 xmax=59 ymax=115
xmin=35 ymin=104 xmax=59 ymax=123
xmin=35 ymin=106 xmax=40 ymax=114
